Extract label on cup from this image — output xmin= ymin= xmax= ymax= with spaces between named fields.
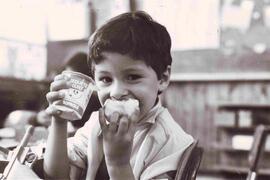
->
xmin=53 ymin=71 xmax=96 ymax=121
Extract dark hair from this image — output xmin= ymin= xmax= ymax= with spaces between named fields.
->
xmin=88 ymin=11 xmax=172 ymax=79
xmin=63 ymin=52 xmax=91 ymax=76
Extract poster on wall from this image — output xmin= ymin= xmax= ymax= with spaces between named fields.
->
xmin=221 ymin=0 xmax=254 ymax=32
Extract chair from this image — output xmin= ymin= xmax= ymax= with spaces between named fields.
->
xmin=0 ymin=125 xmax=44 ymax=179
xmin=174 ymin=140 xmax=203 ymax=180
xmin=246 ymin=125 xmax=270 ymax=180
xmin=0 ymin=147 xmax=44 ymax=179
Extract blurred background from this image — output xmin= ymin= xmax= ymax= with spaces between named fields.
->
xmin=0 ymin=0 xmax=270 ymax=179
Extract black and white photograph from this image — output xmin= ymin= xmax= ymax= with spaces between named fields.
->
xmin=0 ymin=0 xmax=270 ymax=179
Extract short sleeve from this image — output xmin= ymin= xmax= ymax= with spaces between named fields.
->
xmin=67 ymin=111 xmax=100 ymax=169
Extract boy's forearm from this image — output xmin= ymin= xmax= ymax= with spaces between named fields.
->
xmin=44 ymin=117 xmax=70 ymax=179
xmin=106 ymin=163 xmax=135 ymax=180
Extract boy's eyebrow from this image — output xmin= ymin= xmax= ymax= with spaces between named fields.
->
xmin=122 ymin=65 xmax=146 ymax=72
xmin=122 ymin=68 xmax=144 ymax=74
xmin=95 ymin=69 xmax=110 ymax=74
xmin=95 ymin=65 xmax=146 ymax=74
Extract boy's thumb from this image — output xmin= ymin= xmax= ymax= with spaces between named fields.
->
xmin=130 ymin=108 xmax=140 ymax=124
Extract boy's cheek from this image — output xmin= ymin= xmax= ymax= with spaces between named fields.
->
xmin=97 ymin=90 xmax=109 ymax=106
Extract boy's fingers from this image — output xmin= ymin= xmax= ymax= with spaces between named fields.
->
xmin=130 ymin=109 xmax=140 ymax=123
xmin=128 ymin=110 xmax=140 ymax=135
xmin=108 ymin=112 xmax=119 ymax=132
xmin=117 ymin=116 xmax=129 ymax=135
xmin=99 ymin=108 xmax=107 ymax=131
xmin=50 ymin=79 xmax=69 ymax=92
xmin=45 ymin=106 xmax=62 ymax=116
xmin=46 ymin=91 xmax=65 ymax=104
xmin=54 ymin=74 xmax=65 ymax=81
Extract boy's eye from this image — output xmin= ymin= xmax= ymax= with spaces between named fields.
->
xmin=99 ymin=77 xmax=112 ymax=84
xmin=126 ymin=74 xmax=141 ymax=81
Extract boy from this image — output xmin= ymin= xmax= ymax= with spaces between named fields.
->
xmin=44 ymin=11 xmax=193 ymax=180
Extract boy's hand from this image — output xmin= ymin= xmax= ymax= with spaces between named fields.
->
xmin=99 ymin=108 xmax=139 ymax=166
xmin=45 ymin=74 xmax=69 ymax=119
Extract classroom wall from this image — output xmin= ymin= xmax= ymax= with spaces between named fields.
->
xmin=46 ymin=39 xmax=88 ymax=76
xmin=161 ymin=80 xmax=270 ymax=169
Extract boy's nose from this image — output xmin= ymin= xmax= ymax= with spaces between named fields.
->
xmin=110 ymin=81 xmax=128 ymax=100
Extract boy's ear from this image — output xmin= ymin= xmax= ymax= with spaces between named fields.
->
xmin=158 ymin=66 xmax=171 ymax=94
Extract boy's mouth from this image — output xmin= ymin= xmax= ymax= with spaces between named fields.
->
xmin=104 ymin=98 xmax=140 ymax=120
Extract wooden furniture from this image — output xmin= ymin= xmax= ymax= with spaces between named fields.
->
xmin=175 ymin=140 xmax=203 ymax=180
xmin=214 ymin=103 xmax=270 ymax=179
xmin=0 ymin=127 xmax=44 ymax=179
xmin=247 ymin=125 xmax=270 ymax=180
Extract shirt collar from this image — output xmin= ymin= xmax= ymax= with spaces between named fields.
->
xmin=137 ymin=99 xmax=163 ymax=126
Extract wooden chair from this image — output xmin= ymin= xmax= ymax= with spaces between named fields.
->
xmin=0 ymin=147 xmax=44 ymax=179
xmin=246 ymin=125 xmax=270 ymax=180
xmin=174 ymin=140 xmax=203 ymax=180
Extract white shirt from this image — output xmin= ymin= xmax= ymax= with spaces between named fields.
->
xmin=68 ymin=102 xmax=194 ymax=180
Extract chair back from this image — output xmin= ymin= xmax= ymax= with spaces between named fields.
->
xmin=246 ymin=125 xmax=270 ymax=180
xmin=174 ymin=140 xmax=203 ymax=180
xmin=0 ymin=146 xmax=44 ymax=179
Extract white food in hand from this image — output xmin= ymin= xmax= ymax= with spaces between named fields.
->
xmin=104 ymin=99 xmax=139 ymax=119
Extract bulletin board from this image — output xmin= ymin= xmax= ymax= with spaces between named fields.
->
xmin=136 ymin=0 xmax=270 ymax=74
xmin=170 ymin=0 xmax=270 ymax=74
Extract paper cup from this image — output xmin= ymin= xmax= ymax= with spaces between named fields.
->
xmin=53 ymin=71 xmax=96 ymax=121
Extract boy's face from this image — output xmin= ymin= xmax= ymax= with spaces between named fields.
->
xmin=94 ymin=52 xmax=169 ymax=120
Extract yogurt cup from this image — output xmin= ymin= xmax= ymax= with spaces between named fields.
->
xmin=53 ymin=71 xmax=96 ymax=121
